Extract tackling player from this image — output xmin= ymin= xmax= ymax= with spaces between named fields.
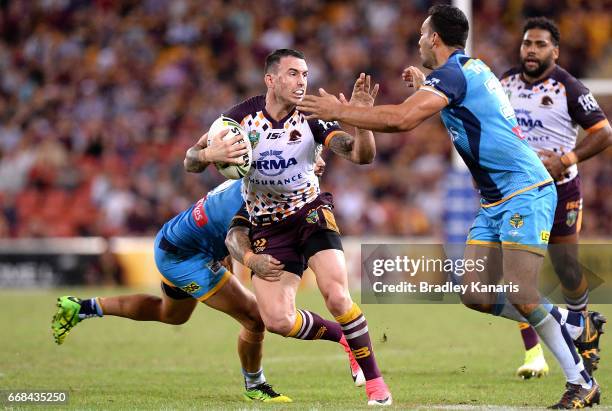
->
xmin=297 ymin=5 xmax=604 ymax=408
xmin=222 ymin=49 xmax=393 ymax=406
xmin=51 ymin=133 xmax=350 ymax=403
xmin=500 ymin=17 xmax=611 ymax=380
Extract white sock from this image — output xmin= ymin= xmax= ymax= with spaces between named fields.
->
xmin=529 ymin=306 xmax=591 ymax=389
xmin=242 ymin=368 xmax=265 ymax=389
xmin=493 ymin=297 xmax=584 ymax=340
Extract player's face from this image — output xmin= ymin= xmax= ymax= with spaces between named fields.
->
xmin=520 ymin=29 xmax=558 ymax=78
xmin=418 ymin=18 xmax=436 ymax=70
xmin=269 ymin=56 xmax=308 ymax=105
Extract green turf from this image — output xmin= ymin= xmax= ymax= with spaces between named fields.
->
xmin=0 ymin=287 xmax=610 ymax=409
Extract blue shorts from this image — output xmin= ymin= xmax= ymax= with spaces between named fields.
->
xmin=467 ymin=182 xmax=557 ymax=255
xmin=154 ymin=231 xmax=231 ymax=301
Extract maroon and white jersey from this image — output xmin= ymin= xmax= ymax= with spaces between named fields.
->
xmin=223 ymin=95 xmax=342 ymax=222
xmin=500 ymin=65 xmax=609 ymax=184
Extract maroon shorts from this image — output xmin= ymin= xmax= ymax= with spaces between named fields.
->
xmin=551 ymin=175 xmax=582 ymax=237
xmin=249 ymin=192 xmax=343 ymax=277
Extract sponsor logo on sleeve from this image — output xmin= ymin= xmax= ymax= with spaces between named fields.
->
xmin=317 ymin=120 xmax=339 ymax=131
xmin=424 ymin=77 xmax=440 ymax=87
xmin=578 ymin=92 xmax=599 ymax=112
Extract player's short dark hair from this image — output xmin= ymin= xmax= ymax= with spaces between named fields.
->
xmin=264 ymin=49 xmax=305 ymax=73
xmin=523 ymin=17 xmax=560 ymax=46
xmin=427 ymin=5 xmax=469 ymax=48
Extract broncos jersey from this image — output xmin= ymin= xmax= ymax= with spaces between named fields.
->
xmin=223 ymin=95 xmax=342 ymax=222
xmin=500 ymin=65 xmax=609 ymax=184
xmin=421 ymin=49 xmax=552 ymax=205
xmin=160 ymin=179 xmax=243 ymax=260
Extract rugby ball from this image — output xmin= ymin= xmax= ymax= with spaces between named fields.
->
xmin=207 ymin=116 xmax=252 ymax=179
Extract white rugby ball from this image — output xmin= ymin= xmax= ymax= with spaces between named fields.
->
xmin=207 ymin=116 xmax=252 ymax=179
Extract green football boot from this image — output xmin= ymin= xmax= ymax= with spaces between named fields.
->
xmin=516 ymin=343 xmax=550 ymax=379
xmin=51 ymin=296 xmax=83 ymax=345
xmin=243 ymin=383 xmax=292 ymax=403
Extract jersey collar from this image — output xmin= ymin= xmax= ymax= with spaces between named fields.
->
xmin=262 ymin=106 xmax=297 ymax=129
xmin=450 ymin=48 xmax=466 ymax=58
xmin=519 ymin=64 xmax=558 ymax=90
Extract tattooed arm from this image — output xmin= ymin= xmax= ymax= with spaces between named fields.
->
xmin=225 ymin=207 xmax=285 ymax=281
xmin=326 ymin=130 xmax=375 ymax=164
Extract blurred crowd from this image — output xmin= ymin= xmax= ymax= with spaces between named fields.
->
xmin=0 ymin=0 xmax=610 ymax=239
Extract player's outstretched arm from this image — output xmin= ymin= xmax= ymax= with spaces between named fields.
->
xmin=184 ymin=129 xmax=248 ymax=173
xmin=298 ymin=85 xmax=447 ymax=133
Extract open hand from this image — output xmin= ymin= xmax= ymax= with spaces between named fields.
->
xmin=339 ymin=73 xmax=379 ymax=107
xmin=297 ymin=88 xmax=342 ymax=121
xmin=249 ymin=254 xmax=285 ymax=282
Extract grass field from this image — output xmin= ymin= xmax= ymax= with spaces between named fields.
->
xmin=1 ymin=287 xmax=610 ymax=410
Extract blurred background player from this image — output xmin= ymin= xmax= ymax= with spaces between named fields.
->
xmin=52 ymin=130 xmax=297 ymax=403
xmin=223 ymin=48 xmax=392 ymax=406
xmin=297 ymin=5 xmax=605 ymax=408
xmin=501 ymin=16 xmax=611 ymax=380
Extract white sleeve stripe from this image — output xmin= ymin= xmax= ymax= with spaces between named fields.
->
xmin=419 ymin=86 xmax=449 ymax=103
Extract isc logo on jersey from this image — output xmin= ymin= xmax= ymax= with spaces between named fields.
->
xmin=514 ymin=109 xmax=543 ymax=132
xmin=254 ymin=150 xmax=297 ymax=177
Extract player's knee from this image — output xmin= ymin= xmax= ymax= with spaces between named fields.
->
xmin=464 ymin=302 xmax=493 ymax=314
xmin=162 ymin=313 xmax=191 ymax=325
xmin=459 ymin=286 xmax=496 ymax=313
xmin=513 ymin=303 xmax=539 ymax=318
xmin=264 ymin=316 xmax=294 ymax=336
xmin=160 ymin=305 xmax=192 ymax=325
xmin=323 ymin=288 xmax=352 ymax=317
xmin=240 ymin=327 xmax=265 ymax=344
xmin=243 ymin=310 xmax=266 ymax=333
xmin=265 ymin=322 xmax=292 ymax=336
xmin=459 ymin=290 xmax=479 ymax=309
